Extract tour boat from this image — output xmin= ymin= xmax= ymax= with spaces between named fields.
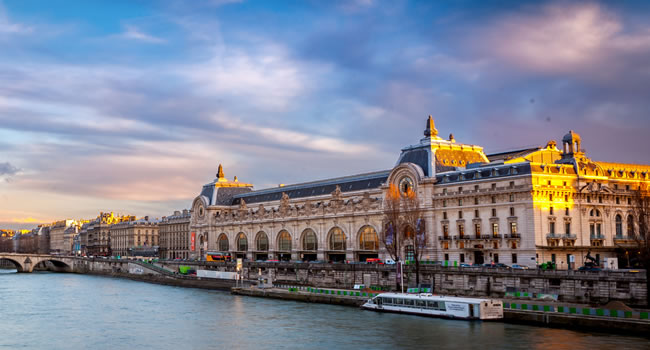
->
xmin=361 ymin=293 xmax=503 ymax=320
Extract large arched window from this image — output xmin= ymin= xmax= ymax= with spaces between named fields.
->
xmin=589 ymin=209 xmax=600 ymax=217
xmin=218 ymin=233 xmax=229 ymax=251
xmin=277 ymin=230 xmax=292 ymax=251
xmin=404 ymin=225 xmax=415 ymax=239
xmin=627 ymin=215 xmax=635 ymax=236
xmin=615 ymin=215 xmax=623 ymax=236
xmin=256 ymin=231 xmax=268 ymax=251
xmin=358 ymin=226 xmax=379 ymax=251
xmin=328 ymin=227 xmax=346 ymax=251
xmin=236 ymin=232 xmax=248 ymax=251
xmin=301 ymin=229 xmax=317 ymax=251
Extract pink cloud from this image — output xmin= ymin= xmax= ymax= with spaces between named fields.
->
xmin=479 ymin=2 xmax=650 ymax=75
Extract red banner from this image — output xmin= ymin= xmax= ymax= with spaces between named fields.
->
xmin=191 ymin=232 xmax=196 ymax=251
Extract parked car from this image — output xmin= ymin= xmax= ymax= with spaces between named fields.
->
xmin=384 ymin=259 xmax=396 ymax=265
xmin=459 ymin=263 xmax=472 ymax=268
xmin=511 ymin=264 xmax=529 ymax=270
xmin=366 ymin=258 xmax=383 ymax=264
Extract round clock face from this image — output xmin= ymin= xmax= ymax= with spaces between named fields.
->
xmin=399 ymin=176 xmax=414 ymax=195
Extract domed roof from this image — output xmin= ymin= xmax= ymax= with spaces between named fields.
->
xmin=563 ymin=130 xmax=581 ymax=143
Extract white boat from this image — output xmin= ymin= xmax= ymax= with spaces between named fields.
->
xmin=361 ymin=293 xmax=503 ymax=320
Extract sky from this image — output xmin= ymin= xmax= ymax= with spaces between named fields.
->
xmin=1 ymin=0 xmax=650 ymax=230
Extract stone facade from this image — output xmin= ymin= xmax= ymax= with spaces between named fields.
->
xmin=49 ymin=220 xmax=75 ymax=254
xmin=159 ymin=210 xmax=191 ymax=259
xmin=81 ymin=212 xmax=135 ymax=257
xmin=189 ymin=117 xmax=650 ymax=269
xmin=109 ymin=217 xmax=159 ymax=257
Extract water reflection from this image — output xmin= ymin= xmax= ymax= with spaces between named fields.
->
xmin=0 ymin=273 xmax=647 ymax=350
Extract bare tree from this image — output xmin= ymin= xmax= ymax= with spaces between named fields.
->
xmin=401 ymin=186 xmax=426 ymax=289
xmin=380 ymin=184 xmax=403 ymax=263
xmin=380 ymin=183 xmax=426 ymax=291
xmin=628 ymin=187 xmax=650 ymax=306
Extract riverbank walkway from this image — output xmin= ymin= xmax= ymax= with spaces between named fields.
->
xmin=231 ymin=284 xmax=650 ymax=336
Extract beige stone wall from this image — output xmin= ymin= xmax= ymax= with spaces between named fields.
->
xmin=160 ymin=215 xmax=190 ymax=259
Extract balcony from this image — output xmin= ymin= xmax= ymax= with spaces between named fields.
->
xmin=546 ymin=233 xmax=561 ymax=239
xmin=438 ymin=236 xmax=452 ymax=241
xmin=504 ymin=233 xmax=521 ymax=239
xmin=613 ymin=235 xmax=635 ymax=242
xmin=590 ymin=234 xmax=605 ymax=240
xmin=562 ymin=234 xmax=577 ymax=240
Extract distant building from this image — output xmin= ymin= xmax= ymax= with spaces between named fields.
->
xmin=0 ymin=230 xmax=15 ymax=252
xmin=159 ymin=210 xmax=191 ymax=260
xmin=36 ymin=225 xmax=51 ymax=254
xmin=189 ymin=116 xmax=650 ymax=269
xmin=85 ymin=212 xmax=135 ymax=257
xmin=48 ymin=220 xmax=86 ymax=255
xmin=109 ymin=216 xmax=159 ymax=257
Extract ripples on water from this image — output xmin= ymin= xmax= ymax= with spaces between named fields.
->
xmin=0 ymin=270 xmax=647 ymax=350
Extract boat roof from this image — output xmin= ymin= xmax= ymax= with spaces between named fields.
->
xmin=374 ymin=293 xmax=497 ymax=303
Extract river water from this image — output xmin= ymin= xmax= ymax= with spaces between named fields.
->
xmin=0 ymin=270 xmax=648 ymax=350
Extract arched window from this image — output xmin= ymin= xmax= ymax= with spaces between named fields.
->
xmin=404 ymin=225 xmax=415 ymax=239
xmin=627 ymin=215 xmax=635 ymax=236
xmin=301 ymin=229 xmax=317 ymax=251
xmin=358 ymin=226 xmax=379 ymax=251
xmin=328 ymin=227 xmax=346 ymax=251
xmin=218 ymin=233 xmax=229 ymax=251
xmin=615 ymin=215 xmax=623 ymax=236
xmin=255 ymin=231 xmax=268 ymax=251
xmin=277 ymin=230 xmax=292 ymax=251
xmin=236 ymin=232 xmax=248 ymax=251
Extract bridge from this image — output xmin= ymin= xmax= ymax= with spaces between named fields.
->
xmin=0 ymin=253 xmax=76 ymax=273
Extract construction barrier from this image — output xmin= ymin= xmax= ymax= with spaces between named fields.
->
xmin=504 ymin=302 xmax=649 ymax=320
xmin=505 ymin=291 xmax=559 ymax=301
xmin=279 ymin=285 xmax=378 ymax=298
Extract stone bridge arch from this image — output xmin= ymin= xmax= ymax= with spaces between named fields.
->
xmin=0 ymin=257 xmax=26 ymax=272
xmin=0 ymin=254 xmax=74 ymax=273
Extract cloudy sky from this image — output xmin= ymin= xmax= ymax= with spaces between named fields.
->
xmin=1 ymin=0 xmax=649 ymax=229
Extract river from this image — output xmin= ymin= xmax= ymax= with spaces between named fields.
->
xmin=0 ymin=270 xmax=647 ymax=349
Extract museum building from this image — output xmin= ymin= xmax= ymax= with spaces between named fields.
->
xmin=189 ymin=117 xmax=650 ymax=268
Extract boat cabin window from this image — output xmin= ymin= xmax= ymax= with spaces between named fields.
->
xmin=379 ymin=297 xmax=447 ymax=311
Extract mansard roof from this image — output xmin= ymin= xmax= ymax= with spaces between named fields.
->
xmin=434 ymin=162 xmax=532 ymax=184
xmin=231 ymin=170 xmax=390 ymax=205
xmin=486 ymin=147 xmax=541 ymax=162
